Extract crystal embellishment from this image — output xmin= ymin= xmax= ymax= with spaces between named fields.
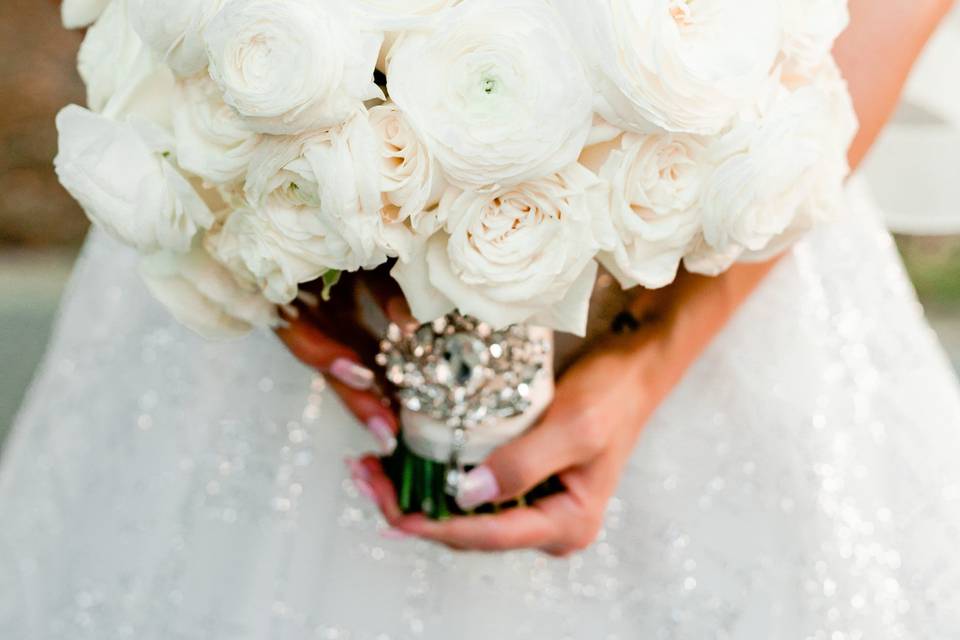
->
xmin=376 ymin=313 xmax=551 ymax=431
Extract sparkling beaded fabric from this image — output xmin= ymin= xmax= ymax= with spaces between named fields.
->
xmin=3 ymin=179 xmax=960 ymax=639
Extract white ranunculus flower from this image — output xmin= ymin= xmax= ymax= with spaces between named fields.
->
xmin=54 ymin=105 xmax=214 ymax=253
xmin=129 ymin=0 xmax=225 ymax=77
xmin=700 ymin=76 xmax=846 ymax=255
xmin=77 ymin=0 xmax=175 ymax=122
xmin=205 ymin=0 xmax=383 ymax=135
xmin=62 ymin=0 xmax=111 ymax=28
xmin=554 ymin=0 xmax=783 ymax=135
xmin=369 ymin=103 xmax=446 ymax=235
xmin=206 ymin=206 xmax=333 ymax=305
xmin=782 ymin=0 xmax=850 ymax=81
xmin=352 ymin=0 xmax=458 ymax=73
xmin=392 ymin=164 xmax=607 ymax=334
xmin=352 ymin=0 xmax=457 ymax=26
xmin=387 ymin=0 xmax=593 ymax=189
xmin=173 ymin=74 xmax=260 ymax=187
xmin=584 ymin=132 xmax=708 ymax=289
xmin=237 ymin=113 xmax=404 ymax=299
xmin=140 ymin=241 xmax=278 ymax=340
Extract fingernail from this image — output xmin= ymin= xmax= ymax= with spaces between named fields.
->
xmin=344 ymin=457 xmax=370 ymax=482
xmin=367 ymin=416 xmax=398 ymax=456
xmin=354 ymin=477 xmax=377 ymax=502
xmin=330 ymin=358 xmax=375 ymax=391
xmin=380 ymin=528 xmax=411 ymax=540
xmin=297 ymin=290 xmax=320 ymax=308
xmin=345 ymin=458 xmax=376 ymax=502
xmin=456 ymin=465 xmax=500 ymax=511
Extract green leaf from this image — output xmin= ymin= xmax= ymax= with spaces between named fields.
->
xmin=320 ymin=270 xmax=342 ymax=302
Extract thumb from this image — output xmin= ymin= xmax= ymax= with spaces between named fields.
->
xmin=455 ymin=405 xmax=601 ymax=511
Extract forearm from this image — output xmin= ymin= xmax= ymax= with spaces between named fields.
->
xmin=839 ymin=0 xmax=955 ymax=168
xmin=626 ymin=0 xmax=954 ymax=402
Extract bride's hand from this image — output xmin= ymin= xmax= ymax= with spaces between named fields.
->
xmin=275 ymin=268 xmax=409 ymax=456
xmin=354 ymin=261 xmax=783 ymax=554
xmin=355 ymin=326 xmax=659 ymax=556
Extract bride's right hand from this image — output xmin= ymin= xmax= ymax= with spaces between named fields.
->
xmin=274 ymin=269 xmax=413 ymax=456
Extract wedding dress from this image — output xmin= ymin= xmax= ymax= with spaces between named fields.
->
xmin=5 ymin=19 xmax=960 ymax=640
xmin=4 ymin=185 xmax=960 ymax=639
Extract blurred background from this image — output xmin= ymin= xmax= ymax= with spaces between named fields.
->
xmin=1 ymin=2 xmax=959 ymax=443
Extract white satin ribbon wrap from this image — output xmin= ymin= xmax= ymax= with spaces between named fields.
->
xmin=400 ymin=327 xmax=555 ymax=465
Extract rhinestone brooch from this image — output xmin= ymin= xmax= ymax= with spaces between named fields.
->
xmin=376 ymin=312 xmax=552 ymax=494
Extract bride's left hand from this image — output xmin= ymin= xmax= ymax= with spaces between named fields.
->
xmin=355 ymin=323 xmax=663 ymax=557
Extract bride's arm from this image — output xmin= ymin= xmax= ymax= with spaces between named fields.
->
xmin=366 ymin=0 xmax=956 ymax=554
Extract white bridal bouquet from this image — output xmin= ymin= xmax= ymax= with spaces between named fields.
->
xmin=55 ymin=0 xmax=857 ymax=517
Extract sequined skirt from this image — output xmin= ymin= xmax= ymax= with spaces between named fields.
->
xmin=2 ymin=182 xmax=960 ymax=639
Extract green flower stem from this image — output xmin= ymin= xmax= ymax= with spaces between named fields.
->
xmin=399 ymin=450 xmax=414 ymax=513
xmin=385 ymin=436 xmax=562 ymax=520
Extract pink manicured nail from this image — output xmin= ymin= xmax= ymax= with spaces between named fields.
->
xmin=344 ymin=457 xmax=370 ymax=482
xmin=354 ymin=477 xmax=377 ymax=502
xmin=329 ymin=358 xmax=375 ymax=391
xmin=456 ymin=466 xmax=500 ymax=511
xmin=367 ymin=416 xmax=398 ymax=456
xmin=380 ymin=528 xmax=411 ymax=540
xmin=345 ymin=458 xmax=376 ymax=502
xmin=297 ymin=290 xmax=320 ymax=308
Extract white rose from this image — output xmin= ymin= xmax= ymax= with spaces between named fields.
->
xmin=682 ymin=236 xmax=742 ymax=277
xmin=140 ymin=241 xmax=278 ymax=340
xmin=206 ymin=206 xmax=332 ymax=305
xmin=701 ymin=75 xmax=847 ymax=255
xmin=554 ymin=0 xmax=783 ymax=135
xmin=237 ymin=113 xmax=403 ymax=300
xmin=584 ymin=132 xmax=708 ymax=289
xmin=739 ymin=61 xmax=858 ymax=263
xmin=387 ymin=0 xmax=593 ymax=189
xmin=782 ymin=0 xmax=849 ymax=81
xmin=173 ymin=74 xmax=260 ymax=186
xmin=54 ymin=105 xmax=214 ymax=253
xmin=205 ymin=0 xmax=383 ymax=135
xmin=62 ymin=0 xmax=111 ymax=29
xmin=392 ymin=164 xmax=606 ymax=334
xmin=369 ymin=103 xmax=446 ymax=234
xmin=129 ymin=0 xmax=225 ymax=77
xmin=77 ymin=0 xmax=175 ymax=122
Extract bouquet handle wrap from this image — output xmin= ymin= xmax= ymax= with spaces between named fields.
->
xmin=400 ymin=327 xmax=555 ymax=466
xmin=378 ymin=316 xmax=559 ymax=517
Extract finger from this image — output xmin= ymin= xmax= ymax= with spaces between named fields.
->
xmin=397 ymin=502 xmax=559 ymax=552
xmin=329 ymin=379 xmax=398 ymax=456
xmin=295 ymin=274 xmax=384 ymax=367
xmin=362 ymin=268 xmax=405 ymax=315
xmin=455 ymin=405 xmax=609 ymax=510
xmin=385 ymin=296 xmax=419 ymax=334
xmin=535 ymin=447 xmax=626 ymax=556
xmin=276 ymin=313 xmax=375 ymax=391
xmin=530 ymin=490 xmax=603 ymax=557
xmin=347 ymin=455 xmax=405 ymax=526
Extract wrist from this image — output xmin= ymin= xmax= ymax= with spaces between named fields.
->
xmin=620 ymin=259 xmax=782 ymax=402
